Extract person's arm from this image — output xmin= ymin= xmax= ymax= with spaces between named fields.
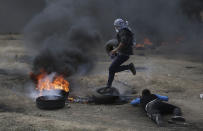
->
xmin=110 ymin=42 xmax=124 ymax=55
xmin=111 ymin=30 xmax=128 ymax=55
xmin=155 ymin=94 xmax=169 ymax=101
xmin=130 ymin=97 xmax=141 ymax=106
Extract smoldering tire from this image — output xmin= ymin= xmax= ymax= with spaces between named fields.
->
xmin=36 ymin=95 xmax=66 ymax=110
xmin=36 ymin=90 xmax=69 ymax=110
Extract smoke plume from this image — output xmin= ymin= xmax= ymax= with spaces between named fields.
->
xmin=24 ymin=0 xmax=203 ymax=76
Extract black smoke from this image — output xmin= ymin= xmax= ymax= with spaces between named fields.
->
xmin=24 ymin=0 xmax=203 ymax=76
xmin=24 ymin=0 xmax=102 ymax=76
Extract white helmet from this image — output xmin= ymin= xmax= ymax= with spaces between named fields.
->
xmin=114 ymin=18 xmax=129 ymax=32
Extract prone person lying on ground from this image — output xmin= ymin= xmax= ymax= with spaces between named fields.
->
xmin=131 ymin=89 xmax=185 ymax=126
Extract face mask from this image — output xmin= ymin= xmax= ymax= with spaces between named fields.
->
xmin=115 ymin=27 xmax=120 ymax=33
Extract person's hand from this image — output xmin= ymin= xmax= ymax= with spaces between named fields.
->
xmin=110 ymin=49 xmax=117 ymax=55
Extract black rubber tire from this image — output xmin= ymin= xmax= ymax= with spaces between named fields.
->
xmin=36 ymin=95 xmax=66 ymax=110
xmin=105 ymin=39 xmax=118 ymax=55
xmin=36 ymin=90 xmax=68 ymax=110
xmin=92 ymin=87 xmax=120 ymax=104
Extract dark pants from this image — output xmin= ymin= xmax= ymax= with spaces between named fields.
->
xmin=107 ymin=54 xmax=130 ymax=87
xmin=146 ymin=99 xmax=182 ymax=120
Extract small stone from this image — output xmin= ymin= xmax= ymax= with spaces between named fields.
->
xmin=67 ymin=105 xmax=71 ymax=108
xmin=200 ymin=94 xmax=203 ymax=99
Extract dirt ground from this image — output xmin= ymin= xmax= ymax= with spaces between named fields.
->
xmin=0 ymin=34 xmax=203 ymax=131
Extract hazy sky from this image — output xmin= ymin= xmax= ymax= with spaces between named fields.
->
xmin=0 ymin=0 xmax=45 ymax=33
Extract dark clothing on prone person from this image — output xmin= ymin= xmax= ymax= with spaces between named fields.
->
xmin=140 ymin=94 xmax=182 ymax=116
xmin=131 ymin=89 xmax=185 ymax=126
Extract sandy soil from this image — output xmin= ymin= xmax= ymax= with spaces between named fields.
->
xmin=0 ymin=34 xmax=203 ymax=131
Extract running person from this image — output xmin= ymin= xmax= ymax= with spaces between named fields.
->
xmin=107 ymin=18 xmax=136 ymax=88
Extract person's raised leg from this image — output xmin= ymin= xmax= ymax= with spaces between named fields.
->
xmin=115 ymin=62 xmax=136 ymax=75
xmin=106 ymin=55 xmax=129 ymax=88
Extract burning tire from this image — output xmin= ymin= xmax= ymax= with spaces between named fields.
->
xmin=36 ymin=95 xmax=66 ymax=110
xmin=36 ymin=90 xmax=68 ymax=110
xmin=92 ymin=87 xmax=120 ymax=104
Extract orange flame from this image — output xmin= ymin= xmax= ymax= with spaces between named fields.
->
xmin=144 ymin=38 xmax=153 ymax=45
xmin=135 ymin=37 xmax=153 ymax=49
xmin=176 ymin=36 xmax=184 ymax=44
xmin=32 ymin=69 xmax=69 ymax=93
xmin=68 ymin=97 xmax=74 ymax=102
xmin=135 ymin=43 xmax=145 ymax=48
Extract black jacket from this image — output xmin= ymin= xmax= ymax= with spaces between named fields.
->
xmin=140 ymin=94 xmax=158 ymax=110
xmin=116 ymin=28 xmax=134 ymax=55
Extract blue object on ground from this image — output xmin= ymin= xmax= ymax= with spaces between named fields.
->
xmin=155 ymin=94 xmax=169 ymax=101
xmin=130 ymin=94 xmax=169 ymax=106
xmin=130 ymin=98 xmax=140 ymax=105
